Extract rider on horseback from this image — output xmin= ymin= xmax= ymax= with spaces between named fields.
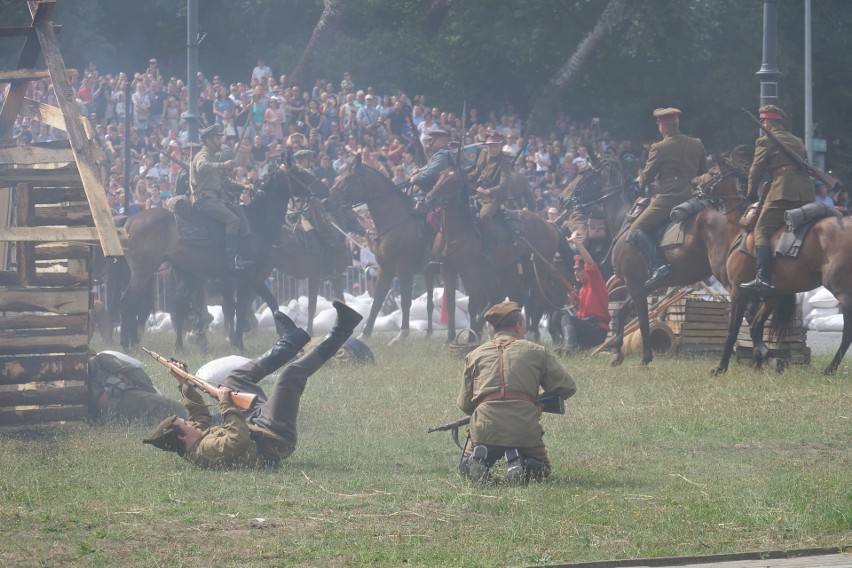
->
xmin=191 ymin=124 xmax=252 ymax=270
xmin=289 ymin=149 xmax=339 ymax=251
xmin=469 ymin=132 xmax=512 ymax=260
xmin=409 ymin=129 xmax=453 ymax=197
xmin=739 ymin=105 xmax=816 ymax=293
xmin=630 ymin=108 xmax=707 ymax=289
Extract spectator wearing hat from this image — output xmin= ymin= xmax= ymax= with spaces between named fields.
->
xmin=457 ymin=301 xmax=576 ymax=484
xmin=192 ymin=124 xmax=252 ymax=270
xmin=550 ymin=237 xmax=610 ymax=355
xmin=630 ymin=107 xmax=707 ymax=289
xmin=740 ymin=104 xmax=815 ymax=293
xmin=410 ymin=129 xmax=452 ymax=197
xmin=469 ymin=132 xmax=512 ymax=260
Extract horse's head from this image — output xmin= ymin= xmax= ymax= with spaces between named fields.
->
xmin=694 ymin=147 xmax=749 ymax=208
xmin=559 ymin=158 xmax=628 ymax=215
xmin=425 ymin=168 xmax=466 ymax=207
xmin=330 ymin=153 xmax=367 ymax=206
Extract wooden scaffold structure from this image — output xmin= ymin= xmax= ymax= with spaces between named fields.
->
xmin=0 ymin=0 xmax=124 ymax=426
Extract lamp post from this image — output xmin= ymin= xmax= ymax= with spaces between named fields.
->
xmin=756 ymin=0 xmax=781 ymax=109
xmin=186 ymin=0 xmax=199 ymax=145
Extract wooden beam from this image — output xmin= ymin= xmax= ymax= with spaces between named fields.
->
xmin=0 ymin=352 xmax=88 ymax=385
xmin=32 ymin=203 xmax=94 ymax=225
xmin=0 ymin=404 xmax=88 ymax=426
xmin=0 ymin=381 xmax=87 ymax=407
xmin=0 ymin=144 xmax=76 ymax=166
xmin=0 ymin=1 xmax=54 ymax=141
xmin=0 ymin=312 xmax=88 ymax=331
xmin=0 ymin=329 xmax=89 ymax=355
xmin=28 ymin=187 xmax=87 ymax=204
xmin=35 ymin=23 xmax=124 ymax=257
xmin=32 ymin=242 xmax=91 ymax=260
xmin=19 ymin=99 xmax=101 ymax=155
xmin=0 ymin=25 xmax=61 ymax=37
xmin=0 ymin=286 xmax=89 ymax=313
xmin=0 ymin=166 xmax=81 ymax=185
xmin=0 ymin=226 xmax=126 ymax=243
xmin=0 ymin=69 xmax=71 ymax=82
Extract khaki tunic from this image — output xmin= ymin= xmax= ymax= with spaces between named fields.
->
xmin=471 ymin=152 xmax=511 ymax=219
xmin=181 ymin=384 xmax=295 ymax=469
xmin=458 ymin=331 xmax=576 ymax=448
xmin=191 ymin=145 xmax=241 ymax=235
xmin=631 ymin=131 xmax=707 ymax=237
xmin=747 ymin=127 xmax=816 ymax=246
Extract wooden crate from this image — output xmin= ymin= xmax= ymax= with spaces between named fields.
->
xmin=735 ymin=304 xmax=810 ymax=365
xmin=664 ymin=295 xmax=730 ymax=356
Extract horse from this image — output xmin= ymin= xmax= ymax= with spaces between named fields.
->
xmin=710 ymin=182 xmax=852 ymax=376
xmin=119 ymin=163 xmax=315 ymax=352
xmin=566 ymin=153 xmax=749 ymax=366
xmin=424 ymin=166 xmax=563 ymax=342
xmin=329 ymin=155 xmax=435 ymax=343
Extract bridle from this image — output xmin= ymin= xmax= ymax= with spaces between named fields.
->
xmin=694 ymin=165 xmax=749 ymax=217
xmin=334 ymin=164 xmax=410 ymax=208
xmin=565 ymin=159 xmax=629 ymax=212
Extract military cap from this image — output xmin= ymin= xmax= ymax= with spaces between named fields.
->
xmin=199 ymin=124 xmax=222 ymax=141
xmin=425 ymin=129 xmax=449 ymax=139
xmin=142 ymin=415 xmax=182 ymax=454
xmin=485 ymin=132 xmax=505 ymax=145
xmin=294 ymin=149 xmax=314 ymax=161
xmin=758 ymin=104 xmax=786 ymax=120
xmin=652 ymin=108 xmax=681 ymax=123
xmin=484 ymin=301 xmax=522 ymax=328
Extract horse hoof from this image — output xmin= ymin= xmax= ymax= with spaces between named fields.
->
xmin=610 ymin=353 xmax=624 ymax=367
xmin=771 ymin=357 xmax=787 ymax=374
xmin=709 ymin=366 xmax=726 ymax=377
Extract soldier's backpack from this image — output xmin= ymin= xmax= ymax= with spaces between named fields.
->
xmin=90 ymin=351 xmax=161 ymax=414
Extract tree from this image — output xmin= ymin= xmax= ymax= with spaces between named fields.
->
xmin=290 ymin=0 xmax=346 ymax=87
xmin=524 ymin=0 xmax=628 ymax=135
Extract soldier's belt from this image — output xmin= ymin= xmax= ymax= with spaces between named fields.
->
xmin=771 ymin=164 xmax=799 ymax=176
xmin=477 ymin=390 xmax=536 ymax=406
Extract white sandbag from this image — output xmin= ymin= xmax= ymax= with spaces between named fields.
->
xmin=196 ymin=355 xmax=254 ymax=386
xmin=155 ymin=313 xmax=173 ymax=332
xmin=255 ymin=307 xmax=277 ymax=333
xmin=208 ymin=305 xmax=224 ymax=330
xmin=297 ymin=295 xmax=334 ymax=314
xmin=431 ymin=305 xmax=470 ymax=328
xmin=806 ymin=306 xmax=841 ymax=320
xmin=808 ymin=287 xmax=839 ymax=309
xmin=311 ymin=307 xmax=338 ymax=335
xmin=408 ymin=298 xmax=433 ymax=321
xmin=409 ymin=319 xmax=447 ymax=332
xmin=99 ymin=350 xmax=145 ymax=368
xmin=373 ymin=312 xmax=399 ymax=332
xmin=809 ymin=313 xmax=845 ymax=332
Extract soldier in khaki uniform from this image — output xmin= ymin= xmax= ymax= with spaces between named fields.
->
xmin=470 ymin=132 xmax=512 ymax=259
xmin=457 ymin=302 xmax=576 ymax=483
xmin=740 ymin=105 xmax=815 ymax=292
xmin=191 ymin=124 xmax=251 ymax=270
xmin=410 ymin=129 xmax=453 ymax=196
xmin=630 ymin=108 xmax=707 ymax=288
xmin=144 ymin=302 xmax=362 ymax=468
xmin=288 ymin=149 xmax=339 ymax=250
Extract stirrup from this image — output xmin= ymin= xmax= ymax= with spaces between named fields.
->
xmin=643 ymin=264 xmax=671 ymax=289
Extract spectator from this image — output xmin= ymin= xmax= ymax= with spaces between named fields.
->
xmin=131 ymin=82 xmax=151 ymax=132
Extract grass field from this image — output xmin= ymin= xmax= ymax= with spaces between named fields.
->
xmin=1 ymin=329 xmax=850 ymax=567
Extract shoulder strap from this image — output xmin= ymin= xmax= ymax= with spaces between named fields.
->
xmin=489 ymin=337 xmax=517 ymax=396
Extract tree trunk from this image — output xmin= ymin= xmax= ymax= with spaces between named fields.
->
xmin=525 ymin=0 xmax=628 ymax=136
xmin=290 ymin=0 xmax=346 ymax=86
xmin=424 ymin=0 xmax=453 ymax=32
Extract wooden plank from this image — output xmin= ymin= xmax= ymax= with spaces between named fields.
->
xmin=0 ymin=270 xmax=19 ymax=286
xmin=35 ymin=22 xmax=123 ymax=258
xmin=0 ymin=287 xmax=89 ymax=313
xmin=33 ymin=242 xmax=90 ymax=260
xmin=32 ymin=271 xmax=89 ymax=287
xmin=0 ymin=25 xmax=61 ymax=37
xmin=29 ymin=187 xmax=86 ymax=204
xmin=31 ymin=203 xmax=93 ymax=225
xmin=0 ymin=381 xmax=87 ymax=407
xmin=0 ymin=144 xmax=76 ymax=166
xmin=0 ymin=165 xmax=81 ymax=185
xmin=0 ymin=404 xmax=88 ymax=426
xmin=15 ymin=184 xmax=35 ymax=284
xmin=0 ymin=312 xmax=88 ymax=331
xmin=0 ymin=185 xmax=9 ymax=272
xmin=0 ymin=69 xmax=53 ymax=81
xmin=0 ymin=0 xmax=53 ymax=141
xmin=0 ymin=330 xmax=89 ymax=355
xmin=0 ymin=226 xmax=126 ymax=242
xmin=14 ymin=182 xmax=33 ymax=224
xmin=0 ymin=352 xmax=88 ymax=384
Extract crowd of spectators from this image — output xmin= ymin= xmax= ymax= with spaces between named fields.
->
xmin=3 ymin=56 xmax=848 ymax=219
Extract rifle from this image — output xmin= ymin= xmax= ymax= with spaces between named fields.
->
xmin=741 ymin=107 xmax=841 ymax=190
xmin=162 ymin=150 xmax=189 ymax=172
xmin=142 ymin=348 xmax=257 ymax=410
xmin=428 ymin=394 xmax=565 ymax=449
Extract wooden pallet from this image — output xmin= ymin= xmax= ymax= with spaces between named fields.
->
xmin=664 ymin=295 xmax=730 ymax=356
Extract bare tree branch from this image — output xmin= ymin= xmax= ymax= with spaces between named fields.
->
xmin=290 ymin=0 xmax=346 ymax=86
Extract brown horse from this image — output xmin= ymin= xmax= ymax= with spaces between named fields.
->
xmin=567 ymin=154 xmax=749 ymax=366
xmin=329 ymin=155 xmax=435 ymax=342
xmin=711 ymin=187 xmax=852 ymax=376
xmin=119 ymin=164 xmax=318 ymax=351
xmin=425 ymin=167 xmax=563 ymax=341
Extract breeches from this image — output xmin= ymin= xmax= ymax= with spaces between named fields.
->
xmin=559 ymin=311 xmax=607 ymax=349
xmin=628 ymin=193 xmax=687 ymax=238
xmin=195 ymin=196 xmax=241 ymax=235
xmin=753 ymin=200 xmax=805 ymax=246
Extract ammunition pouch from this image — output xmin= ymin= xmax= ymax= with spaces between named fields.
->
xmin=739 ymin=202 xmax=761 ymax=231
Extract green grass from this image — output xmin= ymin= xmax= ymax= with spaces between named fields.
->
xmin=1 ymin=330 xmax=850 ymax=567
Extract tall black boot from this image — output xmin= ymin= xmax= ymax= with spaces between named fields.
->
xmin=253 ymin=311 xmax=311 ymax=376
xmin=226 ymin=233 xmax=253 ymax=270
xmin=314 ymin=300 xmax=364 ymax=361
xmin=633 ymin=229 xmax=670 ymax=289
xmin=740 ymin=245 xmax=775 ymax=293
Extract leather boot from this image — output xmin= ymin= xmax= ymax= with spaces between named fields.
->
xmin=561 ymin=313 xmax=578 ymax=355
xmin=226 ymin=234 xmax=253 ymax=270
xmin=314 ymin=300 xmax=363 ymax=361
xmin=740 ymin=245 xmax=775 ymax=293
xmin=253 ymin=311 xmax=311 ymax=376
xmin=633 ymin=229 xmax=670 ymax=289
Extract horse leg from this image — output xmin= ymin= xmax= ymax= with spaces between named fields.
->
xmin=748 ymin=297 xmax=776 ymax=370
xmin=255 ymin=280 xmax=279 ymax=314
xmin=120 ymin=273 xmax=152 ymax=350
xmin=390 ymin=272 xmax=413 ymax=345
xmin=712 ymin=290 xmax=750 ymax=376
xmin=231 ymin=281 xmax=251 ymax=353
xmin=633 ymin=290 xmax=654 ymax=366
xmin=610 ymin=297 xmax=633 ymax=367
xmin=361 ymin=268 xmax=392 ymax=338
xmin=444 ymin=271 xmax=457 ymax=343
xmin=424 ymin=265 xmax=435 ymax=337
xmin=824 ymin=290 xmax=852 ymax=374
xmin=307 ymin=277 xmax=318 ymax=336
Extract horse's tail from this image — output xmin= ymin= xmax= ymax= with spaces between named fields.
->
xmin=768 ymin=293 xmax=797 ymax=342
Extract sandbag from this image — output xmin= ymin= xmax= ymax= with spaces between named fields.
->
xmin=196 ymin=355 xmax=254 ymax=385
xmin=809 ymin=314 xmax=844 ymax=332
xmin=808 ymin=287 xmax=839 ymax=309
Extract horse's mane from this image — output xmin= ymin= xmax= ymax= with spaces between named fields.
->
xmin=434 ymin=168 xmax=475 ymax=223
xmin=355 ymin=162 xmax=416 ymax=209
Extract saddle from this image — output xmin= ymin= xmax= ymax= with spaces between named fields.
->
xmin=625 ymin=196 xmax=708 ymax=250
xmin=170 ymin=196 xmax=247 ymax=247
xmin=736 ymin=203 xmax=841 ymax=258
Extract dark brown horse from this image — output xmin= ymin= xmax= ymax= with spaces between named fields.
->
xmin=711 ymin=185 xmax=852 ymax=376
xmin=425 ymin=167 xmax=563 ymax=341
xmin=119 ymin=164 xmax=317 ymax=351
xmin=329 ymin=155 xmax=435 ymax=342
xmin=567 ymin=155 xmax=749 ymax=366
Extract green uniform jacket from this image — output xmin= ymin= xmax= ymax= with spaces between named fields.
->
xmin=471 ymin=153 xmax=511 ymax=205
xmin=747 ymin=126 xmax=815 ymax=204
xmin=181 ymin=385 xmax=295 ymax=469
xmin=458 ymin=332 xmax=576 ymax=447
xmin=411 ymin=147 xmax=453 ymax=193
xmin=638 ymin=132 xmax=707 ymax=197
xmin=191 ymin=145 xmax=225 ymax=196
